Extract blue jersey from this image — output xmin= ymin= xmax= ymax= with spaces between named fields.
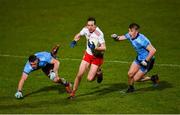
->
xmin=124 ymin=33 xmax=150 ymax=61
xmin=23 ymin=52 xmax=53 ymax=74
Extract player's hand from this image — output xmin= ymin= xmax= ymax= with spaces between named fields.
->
xmin=88 ymin=40 xmax=95 ymax=51
xmin=70 ymin=40 xmax=77 ymax=48
xmin=140 ymin=60 xmax=148 ymax=66
xmin=49 ymin=70 xmax=56 ymax=80
xmin=111 ymin=34 xmax=119 ymax=41
xmin=15 ymin=91 xmax=23 ymax=99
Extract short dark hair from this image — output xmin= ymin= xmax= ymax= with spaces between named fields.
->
xmin=87 ymin=17 xmax=96 ymax=25
xmin=129 ymin=23 xmax=140 ymax=30
xmin=28 ymin=55 xmax=37 ymax=62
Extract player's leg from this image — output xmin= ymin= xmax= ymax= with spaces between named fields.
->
xmin=87 ymin=64 xmax=99 ymax=81
xmin=126 ymin=61 xmax=140 ymax=93
xmin=91 ymin=56 xmax=104 ymax=83
xmin=96 ymin=67 xmax=103 ymax=83
xmin=51 ymin=44 xmax=59 ymax=58
xmin=139 ymin=76 xmax=151 ymax=82
xmin=128 ymin=61 xmax=140 ymax=85
xmin=53 ymin=76 xmax=72 ymax=93
xmin=69 ymin=60 xmax=90 ymax=98
xmin=139 ymin=74 xmax=159 ymax=84
xmin=133 ymin=69 xmax=159 ymax=89
xmin=146 ymin=57 xmax=159 ymax=85
xmin=138 ymin=57 xmax=159 ymax=85
xmin=42 ymin=63 xmax=71 ymax=93
xmin=130 ymin=57 xmax=159 ymax=91
xmin=133 ymin=70 xmax=146 ymax=82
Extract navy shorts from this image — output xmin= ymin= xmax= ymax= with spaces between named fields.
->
xmin=134 ymin=57 xmax=155 ymax=73
xmin=42 ymin=64 xmax=54 ymax=76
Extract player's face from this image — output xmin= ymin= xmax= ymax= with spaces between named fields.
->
xmin=30 ymin=59 xmax=39 ymax=69
xmin=87 ymin=21 xmax=96 ymax=33
xmin=128 ymin=28 xmax=139 ymax=39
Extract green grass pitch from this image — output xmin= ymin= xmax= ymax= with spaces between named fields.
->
xmin=0 ymin=0 xmax=180 ymax=113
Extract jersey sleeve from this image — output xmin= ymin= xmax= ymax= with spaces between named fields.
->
xmin=124 ymin=33 xmax=130 ymax=40
xmin=98 ymin=33 xmax=105 ymax=44
xmin=36 ymin=52 xmax=53 ymax=64
xmin=41 ymin=52 xmax=53 ymax=64
xmin=23 ymin=62 xmax=33 ymax=75
xmin=80 ymin=27 xmax=86 ymax=36
xmin=140 ymin=35 xmax=150 ymax=48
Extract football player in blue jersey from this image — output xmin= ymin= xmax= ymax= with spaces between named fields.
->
xmin=111 ymin=23 xmax=159 ymax=93
xmin=15 ymin=45 xmax=71 ymax=99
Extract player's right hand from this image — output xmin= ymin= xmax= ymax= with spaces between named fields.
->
xmin=70 ymin=40 xmax=77 ymax=48
xmin=111 ymin=34 xmax=119 ymax=41
xmin=140 ymin=60 xmax=148 ymax=67
xmin=49 ymin=70 xmax=56 ymax=80
xmin=15 ymin=91 xmax=23 ymax=99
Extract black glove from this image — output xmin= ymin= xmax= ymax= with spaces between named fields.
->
xmin=70 ymin=40 xmax=77 ymax=48
xmin=88 ymin=40 xmax=95 ymax=51
xmin=140 ymin=60 xmax=148 ymax=67
xmin=111 ymin=34 xmax=119 ymax=41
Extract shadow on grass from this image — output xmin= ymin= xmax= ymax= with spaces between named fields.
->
xmin=24 ymin=84 xmax=66 ymax=97
xmin=136 ymin=81 xmax=173 ymax=92
xmin=77 ymin=82 xmax=127 ymax=98
xmin=0 ymin=85 xmax=69 ymax=111
xmin=76 ymin=81 xmax=173 ymax=99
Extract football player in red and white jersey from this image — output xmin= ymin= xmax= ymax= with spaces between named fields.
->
xmin=69 ymin=17 xmax=106 ymax=99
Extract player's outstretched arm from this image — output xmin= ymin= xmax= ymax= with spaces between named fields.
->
xmin=15 ymin=73 xmax=28 ymax=99
xmin=70 ymin=33 xmax=81 ymax=48
xmin=111 ymin=34 xmax=127 ymax=41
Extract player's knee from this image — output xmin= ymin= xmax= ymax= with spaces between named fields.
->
xmin=53 ymin=77 xmax=59 ymax=83
xmin=128 ymin=71 xmax=134 ymax=78
xmin=87 ymin=76 xmax=94 ymax=81
xmin=133 ymin=77 xmax=141 ymax=82
xmin=56 ymin=60 xmax=60 ymax=66
xmin=133 ymin=77 xmax=138 ymax=82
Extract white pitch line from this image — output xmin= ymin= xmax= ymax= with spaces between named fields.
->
xmin=0 ymin=54 xmax=180 ymax=68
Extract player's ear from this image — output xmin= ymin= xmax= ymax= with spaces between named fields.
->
xmin=128 ymin=28 xmax=131 ymax=32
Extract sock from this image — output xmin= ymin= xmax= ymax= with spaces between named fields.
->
xmin=58 ymin=78 xmax=68 ymax=86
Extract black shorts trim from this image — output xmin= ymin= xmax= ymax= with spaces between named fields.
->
xmin=41 ymin=64 xmax=54 ymax=76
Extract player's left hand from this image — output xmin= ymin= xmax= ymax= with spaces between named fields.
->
xmin=88 ymin=40 xmax=95 ymax=51
xmin=15 ymin=91 xmax=23 ymax=99
xmin=140 ymin=60 xmax=148 ymax=66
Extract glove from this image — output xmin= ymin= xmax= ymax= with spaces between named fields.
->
xmin=88 ymin=40 xmax=95 ymax=51
xmin=140 ymin=60 xmax=148 ymax=67
xmin=15 ymin=91 xmax=23 ymax=99
xmin=49 ymin=70 xmax=56 ymax=80
xmin=70 ymin=40 xmax=77 ymax=48
xmin=111 ymin=34 xmax=119 ymax=41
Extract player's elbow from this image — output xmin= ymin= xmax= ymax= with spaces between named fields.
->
xmin=149 ymin=46 xmax=156 ymax=56
xmin=103 ymin=47 xmax=106 ymax=51
xmin=151 ymin=47 xmax=156 ymax=55
xmin=55 ymin=60 xmax=60 ymax=66
xmin=21 ymin=76 xmax=27 ymax=81
xmin=102 ymin=45 xmax=106 ymax=51
xmin=52 ymin=59 xmax=60 ymax=66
